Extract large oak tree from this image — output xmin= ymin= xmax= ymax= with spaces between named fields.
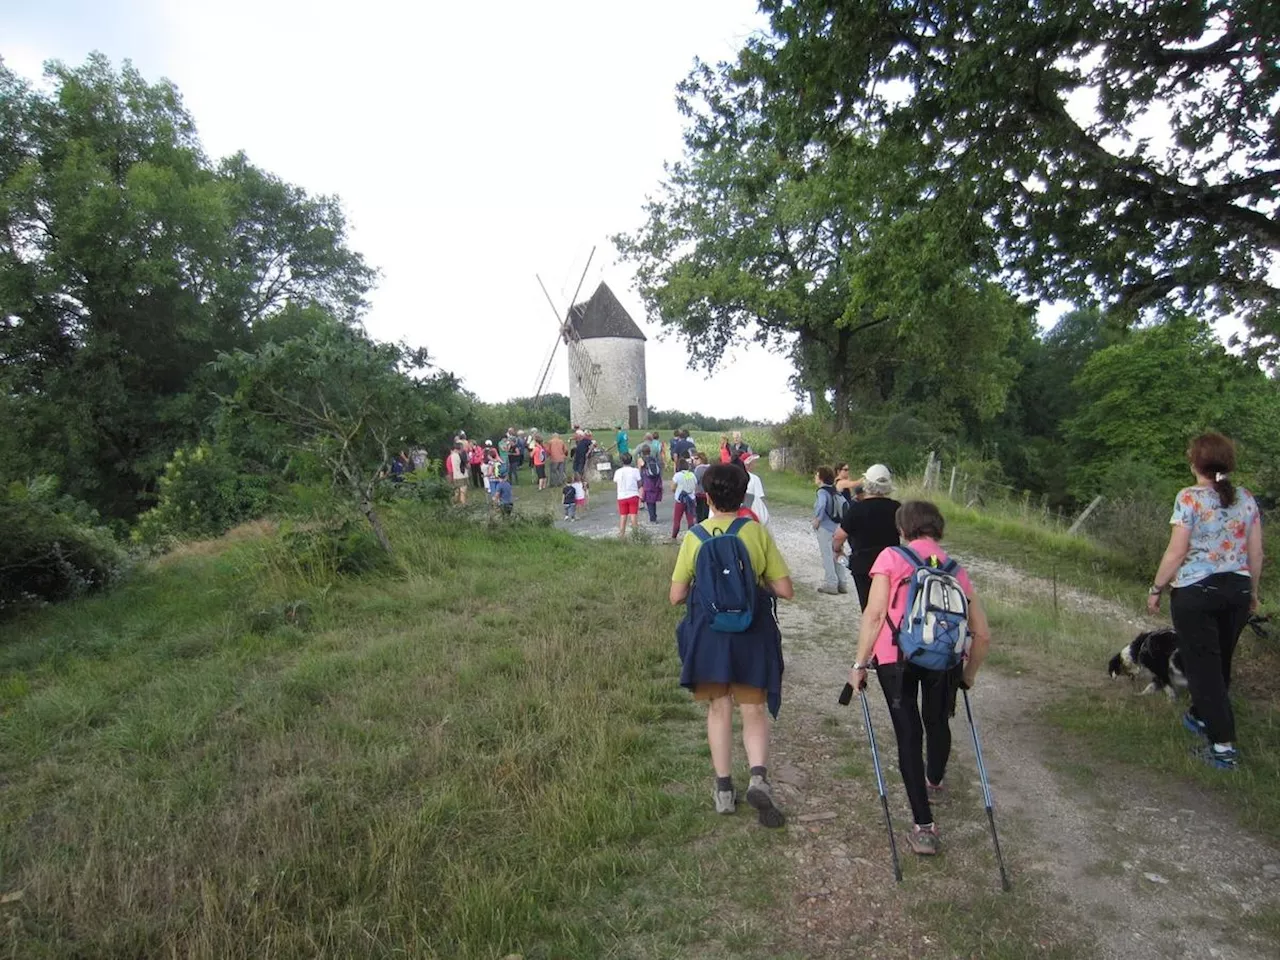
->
xmin=747 ymin=0 xmax=1280 ymax=340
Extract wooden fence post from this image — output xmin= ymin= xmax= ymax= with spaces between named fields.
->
xmin=949 ymin=466 xmax=957 ymax=499
xmin=1067 ymin=495 xmax=1104 ymax=535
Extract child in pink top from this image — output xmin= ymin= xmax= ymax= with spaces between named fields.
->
xmin=848 ymin=501 xmax=992 ymax=857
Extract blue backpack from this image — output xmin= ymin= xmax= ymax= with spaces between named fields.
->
xmin=689 ymin=517 xmax=757 ymax=632
xmin=889 ymin=546 xmax=971 ymax=671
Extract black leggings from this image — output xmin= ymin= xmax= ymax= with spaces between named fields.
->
xmin=877 ymin=663 xmax=956 ymax=826
xmin=1170 ymin=573 xmax=1252 ymax=745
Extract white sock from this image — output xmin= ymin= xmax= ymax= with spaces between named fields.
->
xmin=1212 ymin=742 xmax=1235 ymax=753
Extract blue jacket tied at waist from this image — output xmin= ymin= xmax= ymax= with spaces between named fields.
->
xmin=677 ymin=585 xmax=785 ymax=718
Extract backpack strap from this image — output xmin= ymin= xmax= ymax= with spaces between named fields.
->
xmin=690 ymin=525 xmax=711 ymax=544
xmin=726 ymin=516 xmax=751 ymax=537
xmin=894 ymin=544 xmax=925 ymax=568
xmin=886 ymin=545 xmax=926 ymax=654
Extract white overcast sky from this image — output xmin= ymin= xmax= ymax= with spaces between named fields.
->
xmin=4 ymin=0 xmax=809 ymax=421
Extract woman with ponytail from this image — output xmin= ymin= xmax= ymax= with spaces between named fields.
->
xmin=1147 ymin=432 xmax=1264 ymax=770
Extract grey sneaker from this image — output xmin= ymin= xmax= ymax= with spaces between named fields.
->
xmin=816 ymin=585 xmax=840 ymax=595
xmin=746 ymin=775 xmax=786 ymax=828
xmin=908 ymin=823 xmax=940 ymax=855
xmin=837 ymin=583 xmax=849 ymax=594
xmin=714 ymin=786 xmax=737 ymax=815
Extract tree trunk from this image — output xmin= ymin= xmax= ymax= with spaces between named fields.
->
xmin=360 ymin=498 xmax=394 ymax=554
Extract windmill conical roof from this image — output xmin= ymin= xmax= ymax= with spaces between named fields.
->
xmin=565 ymin=282 xmax=646 ymax=341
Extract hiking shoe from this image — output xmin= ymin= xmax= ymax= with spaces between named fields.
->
xmin=1193 ymin=743 xmax=1240 ymax=770
xmin=926 ymin=779 xmax=946 ymax=801
xmin=714 ymin=786 xmax=737 ymax=815
xmin=837 ymin=583 xmax=849 ymax=594
xmin=1182 ymin=711 xmax=1208 ymax=739
xmin=746 ymin=775 xmax=786 ymax=828
xmin=816 ymin=585 xmax=840 ymax=596
xmin=907 ymin=823 xmax=940 ymax=855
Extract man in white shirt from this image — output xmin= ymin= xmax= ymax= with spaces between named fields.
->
xmin=743 ymin=454 xmax=769 ymax=526
xmin=613 ymin=452 xmax=643 ymax=540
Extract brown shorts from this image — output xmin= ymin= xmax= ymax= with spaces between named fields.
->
xmin=693 ymin=683 xmax=767 ymax=704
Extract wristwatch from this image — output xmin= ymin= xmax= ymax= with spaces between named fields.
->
xmin=852 ymin=661 xmax=867 ymax=671
xmin=1148 ymin=584 xmax=1163 ymax=596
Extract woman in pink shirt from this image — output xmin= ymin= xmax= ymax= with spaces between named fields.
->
xmin=848 ymin=500 xmax=992 ymax=856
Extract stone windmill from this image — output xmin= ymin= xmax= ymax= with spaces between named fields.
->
xmin=560 ymin=282 xmax=647 ymax=430
xmin=533 ymin=253 xmax=648 ymax=431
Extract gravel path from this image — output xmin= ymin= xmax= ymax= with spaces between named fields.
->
xmin=562 ymin=494 xmax=1280 ymax=958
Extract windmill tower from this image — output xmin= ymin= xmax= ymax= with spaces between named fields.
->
xmin=562 ymin=282 xmax=647 ymax=430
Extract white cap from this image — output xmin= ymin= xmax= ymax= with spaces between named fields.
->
xmin=863 ymin=463 xmax=892 ymax=486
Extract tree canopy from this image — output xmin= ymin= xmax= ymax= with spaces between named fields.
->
xmin=0 ymin=55 xmax=375 ymax=518
xmin=615 ymin=57 xmax=1027 ymax=429
xmin=746 ymin=0 xmax=1280 ymax=340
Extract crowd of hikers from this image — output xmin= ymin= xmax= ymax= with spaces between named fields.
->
xmin=435 ymin=425 xmax=764 ymax=528
xmin=428 ymin=420 xmax=1261 ymax=871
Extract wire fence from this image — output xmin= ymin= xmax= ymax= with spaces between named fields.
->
xmin=917 ymin=450 xmax=1102 ymax=535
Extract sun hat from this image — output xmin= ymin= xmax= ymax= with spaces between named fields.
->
xmin=743 ymin=454 xmax=761 ymax=466
xmin=862 ymin=463 xmax=892 ymax=493
xmin=863 ymin=463 xmax=891 ymax=484
xmin=484 ymin=439 xmax=493 ymax=446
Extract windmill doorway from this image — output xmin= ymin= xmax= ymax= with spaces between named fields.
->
xmin=628 ymin=406 xmax=639 ymax=429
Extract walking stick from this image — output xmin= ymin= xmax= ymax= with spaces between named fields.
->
xmin=840 ymin=682 xmax=902 ymax=883
xmin=963 ymin=688 xmax=1012 ymax=892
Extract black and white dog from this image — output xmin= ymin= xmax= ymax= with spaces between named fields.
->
xmin=1107 ymin=628 xmax=1186 ymax=698
xmin=1107 ymin=616 xmax=1270 ymax=697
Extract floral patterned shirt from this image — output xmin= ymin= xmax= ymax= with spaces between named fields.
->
xmin=1170 ymin=485 xmax=1260 ymax=588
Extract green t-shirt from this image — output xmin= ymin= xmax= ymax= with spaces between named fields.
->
xmin=672 ymin=515 xmax=790 ymax=586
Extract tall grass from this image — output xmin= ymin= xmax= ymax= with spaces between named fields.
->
xmin=0 ymin=506 xmax=774 ymax=959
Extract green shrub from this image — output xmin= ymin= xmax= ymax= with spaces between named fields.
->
xmin=271 ymin=520 xmax=394 ymax=583
xmin=0 ymin=477 xmax=128 ymax=616
xmin=133 ymin=444 xmax=274 ymax=545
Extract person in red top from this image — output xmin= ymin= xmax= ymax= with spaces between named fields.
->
xmin=848 ymin=500 xmax=992 ymax=857
xmin=531 ymin=437 xmax=549 ymax=490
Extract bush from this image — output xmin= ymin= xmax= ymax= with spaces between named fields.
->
xmin=1 ymin=478 xmax=128 ymax=616
xmin=133 ymin=444 xmax=274 ymax=546
xmin=773 ymin=411 xmax=944 ymax=477
xmin=275 ymin=520 xmax=394 ymax=581
xmin=1083 ymin=495 xmax=1174 ymax=577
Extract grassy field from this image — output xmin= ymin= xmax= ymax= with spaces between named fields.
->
xmin=0 ymin=505 xmax=787 ymax=959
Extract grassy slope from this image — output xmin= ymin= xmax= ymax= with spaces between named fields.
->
xmin=0 ymin=507 xmax=783 ymax=959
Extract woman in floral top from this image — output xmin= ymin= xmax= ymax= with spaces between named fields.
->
xmin=1147 ymin=433 xmax=1263 ymax=770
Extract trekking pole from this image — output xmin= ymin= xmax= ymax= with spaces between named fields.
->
xmin=963 ymin=689 xmax=1012 ymax=892
xmin=840 ymin=682 xmax=902 ymax=883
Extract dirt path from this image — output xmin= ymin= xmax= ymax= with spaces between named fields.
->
xmin=563 ymin=497 xmax=1280 ymax=958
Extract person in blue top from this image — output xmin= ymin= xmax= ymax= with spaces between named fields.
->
xmin=812 ymin=466 xmax=850 ymax=595
xmin=491 ymin=466 xmax=514 ymax=516
xmin=615 ymin=424 xmax=629 ymax=456
xmin=1147 ymin=432 xmax=1263 ymax=770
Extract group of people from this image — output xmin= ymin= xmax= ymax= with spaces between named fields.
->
xmin=668 ymin=458 xmax=991 ymax=850
xmin=606 ymin=430 xmax=764 ymax=540
xmin=445 ymin=427 xmax=600 ymax=510
xmin=670 ymin=430 xmax=1262 ymax=859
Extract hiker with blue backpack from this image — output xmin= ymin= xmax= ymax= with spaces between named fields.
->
xmin=813 ymin=466 xmax=851 ymax=596
xmin=848 ymin=500 xmax=991 ymax=856
xmin=670 ymin=463 xmax=794 ymax=828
